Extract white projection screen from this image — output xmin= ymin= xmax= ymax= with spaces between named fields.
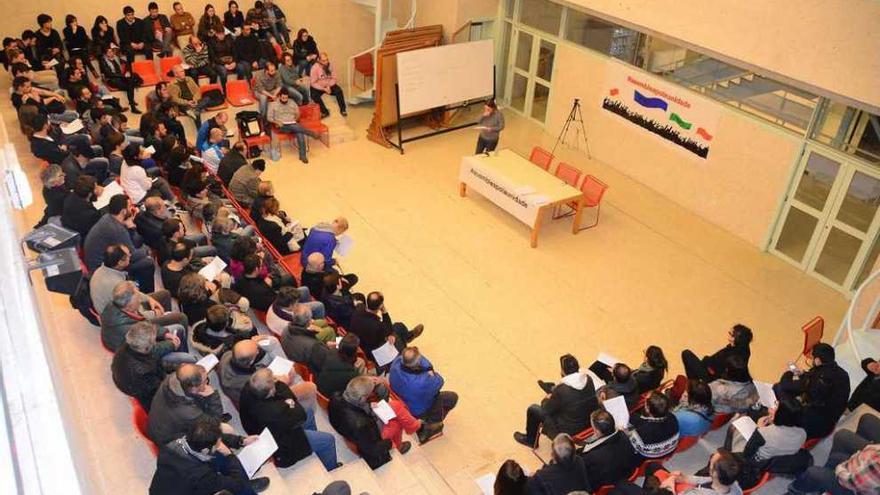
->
xmin=396 ymin=39 xmax=494 ymax=116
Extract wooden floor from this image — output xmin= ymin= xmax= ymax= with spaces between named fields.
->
xmin=2 ymin=86 xmax=848 ymax=493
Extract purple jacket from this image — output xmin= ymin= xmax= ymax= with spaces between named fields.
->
xmin=300 ymin=222 xmax=337 ymax=267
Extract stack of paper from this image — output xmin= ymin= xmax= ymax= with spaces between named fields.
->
xmin=267 ymin=356 xmax=293 ymax=377
xmin=60 ymin=119 xmax=84 ymax=135
xmin=92 ymin=181 xmax=125 ymax=209
xmin=196 ymin=353 xmax=219 ymax=373
xmin=372 ymin=342 xmax=399 ymax=367
xmin=238 ymin=428 xmax=279 ymax=478
xmin=198 ymin=257 xmax=228 ymax=281
xmin=603 ymin=395 xmax=630 ymax=428
xmin=754 ymin=382 xmax=777 ymax=409
xmin=732 ymin=416 xmax=758 ymax=441
xmin=335 ymin=234 xmax=355 ymax=257
xmin=597 ymin=352 xmax=624 ymax=367
xmin=371 ymin=399 xmax=397 ymax=424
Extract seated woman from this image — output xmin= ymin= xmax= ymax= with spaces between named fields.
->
xmin=672 ymin=379 xmax=715 ymax=438
xmin=191 ymin=303 xmax=255 ymax=357
xmin=709 ymin=354 xmax=758 ymax=414
xmin=255 ymin=197 xmax=304 ymax=255
xmin=292 ymin=28 xmax=318 ymax=76
xmin=119 ymin=142 xmax=175 ymax=204
xmin=682 ymin=324 xmax=753 ymax=382
xmin=180 ymin=161 xmax=221 ymax=220
xmin=176 ymin=271 xmax=246 ymax=325
xmin=589 ymin=345 xmax=668 ymax=395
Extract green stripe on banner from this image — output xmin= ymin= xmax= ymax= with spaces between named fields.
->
xmin=669 ymin=113 xmax=693 ymax=130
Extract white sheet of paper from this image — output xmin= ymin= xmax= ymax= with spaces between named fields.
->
xmin=754 ymin=381 xmax=777 ymax=409
xmin=597 ymin=352 xmax=624 ymax=367
xmin=240 ymin=97 xmax=252 ymax=104
xmin=372 ymin=341 xmax=399 ymax=367
xmin=180 ymin=63 xmax=192 ymax=70
xmin=371 ymin=399 xmax=397 ymax=424
xmin=101 ymin=94 xmax=115 ymax=101
xmin=237 ymin=428 xmax=279 ymax=479
xmin=267 ymin=356 xmax=293 ymax=377
xmin=475 ymin=473 xmax=496 ymax=495
xmin=603 ymin=395 xmax=630 ymax=428
xmin=732 ymin=416 xmax=758 ymax=441
xmin=196 ymin=353 xmax=219 ymax=373
xmin=44 ymin=58 xmax=59 ymax=68
xmin=189 ymin=155 xmax=205 ymax=164
xmin=584 ymin=369 xmax=606 ymax=389
xmin=197 ymin=256 xmax=227 ymax=281
xmin=43 ymin=236 xmax=60 ymax=247
xmin=335 ymin=336 xmax=342 ymax=346
xmin=92 ymin=180 xmax=125 ymax=209
xmin=60 ymin=119 xmax=84 ymax=135
xmin=335 ymin=234 xmax=355 ymax=257
xmin=224 ymin=27 xmax=234 ymax=36
xmin=143 ymin=145 xmax=156 ymax=155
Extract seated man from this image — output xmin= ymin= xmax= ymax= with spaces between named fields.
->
xmin=201 ymin=127 xmax=227 ymax=173
xmin=61 ymin=175 xmax=103 ymax=239
xmin=233 ymin=254 xmax=324 ymax=316
xmin=90 ymin=244 xmax=177 ymax=315
xmin=279 ymin=305 xmax=334 ymax=373
xmin=627 ymin=391 xmax=680 ymax=459
xmin=169 ymin=2 xmax=197 ymax=47
xmin=157 ymin=217 xmax=217 ymax=264
xmin=848 ymin=357 xmax=880 ymax=412
xmin=267 ymin=87 xmax=318 ymax=164
xmin=321 ymin=272 xmax=362 ymax=329
xmin=101 ymin=281 xmax=188 ymax=355
xmin=228 ymin=158 xmax=265 ymax=207
xmin=168 ymin=64 xmax=210 ymax=127
xmin=526 ymin=434 xmax=591 ymax=494
xmin=233 ymin=23 xmax=264 ymax=81
xmin=196 ymin=112 xmax=230 ymax=152
xmin=160 ymin=241 xmax=200 ymax=298
xmin=390 ymin=346 xmax=458 ymax=423
xmin=350 ymin=291 xmax=424 ymax=359
xmin=218 ymin=339 xmax=315 ymax=410
xmin=300 ymin=216 xmax=349 ymax=267
xmin=579 ymin=410 xmax=641 ymax=488
xmin=84 ymin=194 xmax=156 ymax=291
xmin=597 ymin=363 xmax=640 ymax=409
xmin=788 ymin=414 xmax=880 ymax=495
xmin=614 ymin=448 xmax=742 ymax=495
xmin=149 ymin=415 xmax=270 ymax=495
xmin=112 ymin=321 xmax=196 ymax=411
xmin=147 ymin=363 xmax=225 ymax=445
xmin=36 ymin=164 xmax=68 ymax=226
xmin=514 ymin=354 xmax=598 ymax=447
xmin=134 ymin=197 xmax=178 ymax=250
xmin=144 ymin=2 xmax=174 ymax=57
xmin=774 ymin=343 xmax=850 ymax=439
xmin=316 ymin=334 xmax=370 ymax=397
xmin=98 ymin=43 xmax=141 ymax=112
xmin=191 ymin=303 xmax=256 ymax=356
xmin=267 ymin=286 xmax=333 ymax=340
xmin=181 ymin=35 xmax=217 ymax=83
xmin=217 ymin=141 xmax=248 ymax=185
xmin=255 ymin=60 xmax=282 ymax=117
xmin=309 ymin=52 xmax=346 ymax=118
xmin=240 ymin=369 xmax=341 ymax=470
xmin=60 ymin=140 xmax=110 ymax=189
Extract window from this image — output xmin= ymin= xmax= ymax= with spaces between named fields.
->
xmin=519 ymin=0 xmax=563 ymax=35
xmin=812 ymin=101 xmax=880 ymax=164
xmin=503 ymin=0 xmax=515 ymax=19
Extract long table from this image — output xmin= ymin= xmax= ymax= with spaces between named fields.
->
xmin=458 ymin=149 xmax=585 ymax=247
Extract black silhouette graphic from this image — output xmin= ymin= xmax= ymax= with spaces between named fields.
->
xmin=602 ymin=98 xmax=710 ymax=158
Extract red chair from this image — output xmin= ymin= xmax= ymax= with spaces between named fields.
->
xmin=674 ymin=435 xmax=699 ymax=453
xmin=252 ymin=309 xmax=267 ymax=324
xmin=797 ymin=316 xmax=824 ymax=366
xmin=159 ymin=55 xmax=183 ymax=82
xmin=554 ymin=162 xmax=581 ymax=187
xmin=317 ymin=391 xmax=330 ymax=409
xmin=743 ymin=472 xmax=772 ymax=495
xmin=200 ymin=84 xmax=229 ymax=111
xmin=272 ymin=43 xmax=283 ymax=63
xmin=710 ymin=413 xmax=733 ymax=430
xmin=353 ymin=52 xmax=374 ymax=91
xmin=802 ymin=437 xmax=823 ymax=450
xmin=131 ymin=398 xmax=159 ymax=456
xmin=528 ymin=146 xmax=553 ymax=171
xmin=298 ymin=103 xmax=329 ymax=147
xmin=294 ymin=362 xmax=312 ymax=382
xmin=577 ymin=175 xmax=609 ymax=231
xmin=226 ymin=79 xmax=256 ymax=106
xmin=132 ymin=60 xmax=160 ymax=86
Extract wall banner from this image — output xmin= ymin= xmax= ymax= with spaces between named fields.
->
xmin=601 ymin=62 xmax=720 ymax=159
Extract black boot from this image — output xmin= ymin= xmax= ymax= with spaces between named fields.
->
xmin=417 ymin=421 xmax=444 ymax=444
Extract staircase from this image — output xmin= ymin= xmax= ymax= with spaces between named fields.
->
xmin=832 ymin=269 xmax=880 ymax=391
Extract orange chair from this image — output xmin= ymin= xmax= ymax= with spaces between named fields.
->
xmin=272 ymin=43 xmax=283 ymax=63
xmin=159 ymin=55 xmax=183 ymax=82
xmin=674 ymin=435 xmax=700 ymax=453
xmin=132 ymin=60 xmax=160 ymax=86
xmin=226 ymin=79 xmax=256 ymax=106
xmin=743 ymin=472 xmax=772 ymax=495
xmin=294 ymin=362 xmax=312 ymax=382
xmin=317 ymin=391 xmax=330 ymax=409
xmin=552 ymin=162 xmax=583 ymax=218
xmin=797 ymin=316 xmax=824 ymax=366
xmin=802 ymin=437 xmax=823 ymax=450
xmin=298 ymin=103 xmax=329 ymax=147
xmin=131 ymin=398 xmax=159 ymax=456
xmin=710 ymin=412 xmax=733 ymax=430
xmin=353 ymin=52 xmax=374 ymax=91
xmin=577 ymin=175 xmax=609 ymax=231
xmin=200 ymin=83 xmax=229 ymax=111
xmin=528 ymin=146 xmax=553 ymax=171
xmin=252 ymin=309 xmax=268 ymax=324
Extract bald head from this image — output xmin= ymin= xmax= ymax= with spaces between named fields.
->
xmin=144 ymin=196 xmax=166 ymax=216
xmin=306 ymin=252 xmax=325 ymax=271
xmin=232 ymin=340 xmax=258 ymax=366
xmin=209 ymin=127 xmax=224 ymax=143
xmin=177 ymin=364 xmax=206 ymax=392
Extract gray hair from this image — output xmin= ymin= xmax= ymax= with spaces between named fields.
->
xmin=111 ymin=281 xmax=138 ymax=308
xmin=40 ymin=164 xmax=63 ymax=187
xmin=402 ymin=347 xmax=420 ymax=367
xmin=125 ymin=321 xmax=158 ymax=353
xmin=248 ymin=368 xmax=275 ymax=399
xmin=292 ymin=304 xmax=312 ymax=326
xmin=342 ymin=376 xmax=374 ymax=405
xmin=551 ymin=433 xmax=575 ymax=463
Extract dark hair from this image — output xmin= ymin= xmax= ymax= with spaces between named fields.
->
xmin=252 ymin=159 xmax=266 ymax=171
xmin=204 ymin=4 xmax=214 ymax=14
xmin=22 ymin=30 xmax=36 ymax=40
xmin=731 ymin=324 xmax=753 ymax=348
xmin=323 ymin=272 xmax=340 ymax=293
xmin=338 ymin=333 xmax=360 ymax=361
xmin=773 ymin=398 xmax=802 ymax=428
xmin=187 ymin=415 xmax=222 ymax=452
xmin=73 ymin=175 xmax=97 ymax=198
xmin=560 ymin=354 xmax=579 ymax=376
xmin=123 ymin=6 xmax=135 ymax=15
xmin=171 ymin=240 xmax=193 ymax=262
xmin=206 ymin=304 xmax=230 ymax=331
xmin=645 ymin=345 xmax=668 ymax=373
xmin=812 ymin=343 xmax=835 ymax=364
xmin=366 ymin=291 xmax=384 ymax=311
xmin=148 ymin=2 xmax=159 ymax=11
xmin=485 ymin=98 xmax=497 ymax=109
xmin=162 ymin=218 xmax=183 ymax=239
xmin=254 ymin=1 xmax=264 ymax=9
xmin=296 ymin=28 xmax=308 ymax=40
xmin=278 ymin=87 xmax=288 ymax=97
xmin=282 ymin=52 xmax=293 ymax=64
xmin=265 ymin=60 xmax=276 ymax=70
xmin=108 ymin=194 xmax=130 ymax=215
xmin=12 ymin=75 xmax=31 ymax=91
xmin=31 ymin=113 xmax=49 ymax=133
xmin=93 ymin=16 xmax=109 ymax=30
xmin=106 ymin=132 xmax=126 ymax=152
xmin=687 ymin=379 xmax=713 ymax=414
xmin=243 ymin=253 xmax=262 ymax=275
xmin=612 ymin=363 xmax=631 ymax=384
xmin=90 ymin=107 xmax=107 ymax=122
xmin=274 ymin=287 xmax=300 ymax=308
xmin=123 ymin=142 xmax=142 ymax=162
xmin=713 ymin=449 xmax=741 ymax=486
xmin=722 ymin=354 xmax=750 ymax=383
xmin=493 ymin=459 xmax=526 ymax=495
xmin=103 ymin=244 xmax=129 ymax=267
xmin=65 ymin=15 xmax=77 ymax=26
xmin=37 ymin=14 xmax=52 ymax=26
xmin=230 ymin=235 xmax=257 ymax=261
xmin=228 ymin=0 xmax=239 ymax=9
xmin=645 ymin=391 xmax=670 ymax=418
xmin=590 ymin=409 xmax=615 ymax=436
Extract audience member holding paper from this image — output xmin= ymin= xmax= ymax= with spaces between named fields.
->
xmin=300 ymin=216 xmax=350 ymax=268
xmin=239 ymin=369 xmax=341 ymax=470
xmin=149 ymin=416 xmax=270 ymax=495
xmin=595 ymin=363 xmax=640 ymax=409
xmin=525 ymin=434 xmax=590 ymax=495
xmin=588 ymin=346 xmax=669 ymax=395
xmin=267 ymin=286 xmax=334 ymax=342
xmin=190 ymin=304 xmax=257 ymax=357
xmin=579 ymin=410 xmax=641 ymax=488
xmin=514 ymin=354 xmax=598 ymax=447
xmin=217 ymin=338 xmax=315 ymax=410
xmin=316 ymin=334 xmax=376 ymax=397
xmin=626 ymin=392 xmax=680 ymax=459
xmin=147 ymin=363 xmax=227 ymax=446
xmin=278 ymin=304 xmax=334 ymax=373
xmin=349 ymin=291 xmax=424 ymax=362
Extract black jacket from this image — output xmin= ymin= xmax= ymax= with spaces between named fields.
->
xmin=292 ymin=37 xmax=318 ymax=64
xmin=328 ymin=393 xmax=392 ymax=469
xmin=849 ymin=358 xmax=880 ymax=412
xmin=280 ymin=324 xmax=331 ymax=372
xmin=255 ymin=216 xmax=293 ymax=255
xmin=349 ymin=306 xmax=393 ymax=353
xmin=777 ymin=362 xmax=850 ymax=438
xmin=234 ymin=34 xmax=261 ymax=64
xmin=232 ymin=276 xmax=277 ymax=312
xmin=322 ymin=290 xmax=357 ymax=329
xmin=217 ymin=149 xmax=247 ymax=185
xmin=134 ymin=211 xmax=167 ymax=250
xmin=239 ymin=381 xmax=312 ymax=467
xmin=117 ymin=17 xmax=146 ymax=46
xmin=149 ymin=440 xmax=251 ymax=495
xmin=31 ymin=135 xmax=69 ymax=164
xmin=541 ymin=381 xmax=599 ymax=438
xmin=41 ymin=185 xmax=69 ymax=219
xmin=316 ymin=352 xmax=359 ymax=397
xmin=704 ymin=344 xmax=752 ymax=381
xmin=633 ymin=366 xmax=665 ymax=394
xmin=111 ymin=343 xmax=166 ymax=411
xmin=525 ymin=456 xmax=591 ymax=495
xmin=580 ymin=430 xmax=640 ymax=487
xmin=61 ymin=194 xmax=102 ymax=239
xmin=301 ymin=268 xmax=328 ymax=300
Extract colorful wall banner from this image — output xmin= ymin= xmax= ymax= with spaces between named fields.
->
xmin=601 ymin=62 xmax=721 ymax=159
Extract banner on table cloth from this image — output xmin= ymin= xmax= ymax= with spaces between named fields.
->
xmin=601 ymin=62 xmax=720 ymax=159
xmin=459 ymin=155 xmax=543 ymax=227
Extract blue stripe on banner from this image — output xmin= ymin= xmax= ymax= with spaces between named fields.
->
xmin=633 ymin=90 xmax=668 ymax=111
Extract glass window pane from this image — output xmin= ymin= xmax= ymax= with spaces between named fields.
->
xmin=564 ymin=9 xmax=614 ymax=53
xmin=510 ymin=73 xmax=528 ymax=112
xmin=503 ymin=0 xmax=514 ymax=19
xmin=536 ymin=40 xmax=555 ymax=81
xmin=775 ymin=207 xmax=819 ymax=263
xmin=814 ymin=227 xmax=863 ymax=285
xmin=515 ymin=31 xmax=533 ymax=72
xmin=854 ymin=111 xmax=880 ymax=164
xmin=794 ymin=152 xmax=841 ymax=211
xmin=531 ymin=83 xmax=550 ymax=122
xmin=519 ymin=0 xmax=563 ymax=35
xmin=836 ymin=171 xmax=880 ymax=232
xmin=854 ymin=235 xmax=880 ymax=290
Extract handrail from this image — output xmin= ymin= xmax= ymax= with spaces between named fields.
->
xmin=832 ymin=264 xmax=880 ymax=365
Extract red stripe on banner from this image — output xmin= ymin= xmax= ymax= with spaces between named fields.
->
xmin=610 ymin=88 xmax=619 ymax=96
xmin=696 ymin=127 xmax=713 ymax=141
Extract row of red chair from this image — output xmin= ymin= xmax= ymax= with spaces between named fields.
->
xmin=528 ymin=146 xmax=609 ymax=230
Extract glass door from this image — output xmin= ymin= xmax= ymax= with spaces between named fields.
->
xmin=505 ymin=27 xmax=555 ymax=124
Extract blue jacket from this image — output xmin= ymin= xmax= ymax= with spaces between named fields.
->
xmin=195 ymin=121 xmax=212 ymax=152
xmin=389 ymin=356 xmax=443 ymax=417
xmin=300 ymin=222 xmax=337 ymax=267
xmin=673 ymin=407 xmax=713 ymax=437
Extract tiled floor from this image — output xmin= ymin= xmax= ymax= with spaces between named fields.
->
xmin=2 ymin=87 xmax=848 ymax=493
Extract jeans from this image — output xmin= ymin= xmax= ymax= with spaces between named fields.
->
xmin=186 ymin=65 xmax=218 ymax=84
xmin=128 ymin=255 xmax=157 ymax=293
xmin=160 ymin=351 xmax=197 ymax=366
xmin=257 ymin=94 xmax=273 ymax=117
xmin=215 ymin=64 xmax=231 ymax=92
xmin=236 ymin=60 xmax=266 ymax=82
xmin=303 ymin=408 xmax=339 ymax=470
xmin=282 ymin=85 xmax=306 ymax=104
xmin=270 ymin=21 xmax=290 ymax=45
xmin=275 ymin=124 xmax=317 ymax=161
xmin=310 ymin=85 xmax=346 ymax=116
xmin=523 ymin=404 xmax=545 ymax=443
xmin=475 ymin=136 xmax=498 ymax=154
xmin=419 ymin=391 xmax=458 ymax=423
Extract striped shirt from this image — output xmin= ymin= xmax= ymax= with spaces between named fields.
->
xmin=836 ymin=444 xmax=880 ymax=493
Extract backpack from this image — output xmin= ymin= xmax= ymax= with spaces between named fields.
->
xmin=70 ymin=274 xmax=100 ymax=326
xmin=201 ymin=88 xmax=225 ymax=108
xmin=236 ymin=110 xmax=263 ymax=138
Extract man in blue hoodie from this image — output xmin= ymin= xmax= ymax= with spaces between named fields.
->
xmin=389 ymin=346 xmax=458 ymax=423
xmin=301 ymin=216 xmax=348 ymax=267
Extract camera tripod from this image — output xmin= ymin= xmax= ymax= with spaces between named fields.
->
xmin=551 ymin=98 xmax=591 ymax=159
